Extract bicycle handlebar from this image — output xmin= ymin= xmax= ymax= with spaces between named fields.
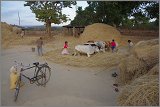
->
xmin=14 ymin=61 xmax=48 ymax=70
xmin=14 ymin=61 xmax=31 ymax=69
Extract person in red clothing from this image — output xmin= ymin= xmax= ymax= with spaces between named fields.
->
xmin=61 ymin=41 xmax=69 ymax=55
xmin=111 ymin=39 xmax=116 ymax=52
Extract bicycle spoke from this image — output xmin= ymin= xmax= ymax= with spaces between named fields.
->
xmin=35 ymin=66 xmax=51 ymax=86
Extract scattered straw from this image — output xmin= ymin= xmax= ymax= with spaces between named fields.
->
xmin=43 ymin=48 xmax=126 ymax=67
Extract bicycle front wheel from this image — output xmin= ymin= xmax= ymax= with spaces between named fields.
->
xmin=14 ymin=78 xmax=20 ymax=102
xmin=36 ymin=65 xmax=51 ymax=86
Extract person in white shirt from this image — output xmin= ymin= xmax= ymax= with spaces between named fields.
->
xmin=128 ymin=40 xmax=134 ymax=50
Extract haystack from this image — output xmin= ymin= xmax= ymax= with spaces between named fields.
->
xmin=12 ymin=26 xmax=22 ymax=34
xmin=1 ymin=22 xmax=39 ymax=48
xmin=133 ymin=39 xmax=159 ymax=69
xmin=1 ymin=22 xmax=13 ymax=32
xmin=117 ymin=75 xmax=159 ymax=106
xmin=1 ymin=22 xmax=17 ymax=48
xmin=80 ymin=23 xmax=122 ymax=43
xmin=117 ymin=55 xmax=147 ymax=85
xmin=134 ymin=39 xmax=159 ymax=47
xmin=117 ymin=39 xmax=159 ymax=85
xmin=146 ymin=63 xmax=159 ymax=75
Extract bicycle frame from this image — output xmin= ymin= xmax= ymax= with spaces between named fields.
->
xmin=19 ymin=65 xmax=37 ymax=84
xmin=18 ymin=63 xmax=48 ymax=84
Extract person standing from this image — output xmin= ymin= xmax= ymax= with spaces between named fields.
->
xmin=128 ymin=40 xmax=134 ymax=52
xmin=111 ymin=39 xmax=116 ymax=52
xmin=36 ymin=37 xmax=43 ymax=56
xmin=128 ymin=40 xmax=134 ymax=48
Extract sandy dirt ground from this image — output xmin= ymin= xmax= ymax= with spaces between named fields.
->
xmin=1 ymin=45 xmax=119 ymax=106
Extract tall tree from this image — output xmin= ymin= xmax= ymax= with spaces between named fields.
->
xmin=24 ymin=1 xmax=76 ymax=36
xmin=71 ymin=1 xmax=159 ymax=29
xmin=71 ymin=6 xmax=97 ymax=26
xmin=145 ymin=2 xmax=159 ymax=26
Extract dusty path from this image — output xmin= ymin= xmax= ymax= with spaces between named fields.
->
xmin=1 ymin=45 xmax=118 ymax=106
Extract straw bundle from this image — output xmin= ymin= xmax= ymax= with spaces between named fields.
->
xmin=134 ymin=39 xmax=159 ymax=47
xmin=117 ymin=55 xmax=147 ymax=85
xmin=133 ymin=39 xmax=159 ymax=69
xmin=117 ymin=75 xmax=159 ymax=106
xmin=80 ymin=23 xmax=122 ymax=43
xmin=146 ymin=63 xmax=159 ymax=75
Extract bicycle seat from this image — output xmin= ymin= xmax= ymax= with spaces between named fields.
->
xmin=33 ymin=62 xmax=39 ymax=66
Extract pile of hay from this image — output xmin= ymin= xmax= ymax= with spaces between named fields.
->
xmin=146 ymin=63 xmax=159 ymax=75
xmin=1 ymin=22 xmax=40 ymax=49
xmin=117 ymin=75 xmax=159 ymax=106
xmin=117 ymin=55 xmax=147 ymax=85
xmin=12 ymin=26 xmax=22 ymax=34
xmin=1 ymin=22 xmax=13 ymax=32
xmin=80 ymin=23 xmax=122 ymax=43
xmin=117 ymin=39 xmax=159 ymax=85
xmin=117 ymin=39 xmax=159 ymax=106
xmin=132 ymin=39 xmax=159 ymax=69
xmin=1 ymin=22 xmax=19 ymax=48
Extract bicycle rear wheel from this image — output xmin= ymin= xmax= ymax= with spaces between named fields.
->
xmin=36 ymin=65 xmax=51 ymax=86
xmin=14 ymin=78 xmax=20 ymax=102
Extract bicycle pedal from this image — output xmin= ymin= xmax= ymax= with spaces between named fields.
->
xmin=30 ymin=81 xmax=34 ymax=84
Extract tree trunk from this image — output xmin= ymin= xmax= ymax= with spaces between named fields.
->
xmin=48 ymin=22 xmax=51 ymax=36
xmin=46 ymin=20 xmax=52 ymax=36
xmin=45 ymin=22 xmax=48 ymax=34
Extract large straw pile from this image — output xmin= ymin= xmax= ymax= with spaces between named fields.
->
xmin=146 ymin=63 xmax=159 ymax=75
xmin=1 ymin=22 xmax=18 ymax=48
xmin=1 ymin=22 xmax=40 ymax=49
xmin=117 ymin=55 xmax=147 ymax=85
xmin=117 ymin=75 xmax=159 ymax=106
xmin=117 ymin=39 xmax=159 ymax=106
xmin=12 ymin=26 xmax=22 ymax=34
xmin=80 ymin=23 xmax=122 ymax=43
xmin=132 ymin=39 xmax=159 ymax=69
xmin=117 ymin=39 xmax=159 ymax=85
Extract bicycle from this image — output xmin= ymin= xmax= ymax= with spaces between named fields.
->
xmin=13 ymin=61 xmax=51 ymax=102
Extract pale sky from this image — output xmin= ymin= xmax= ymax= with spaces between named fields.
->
xmin=1 ymin=1 xmax=88 ymax=26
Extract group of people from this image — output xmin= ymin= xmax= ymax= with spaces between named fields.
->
xmin=35 ymin=37 xmax=134 ymax=56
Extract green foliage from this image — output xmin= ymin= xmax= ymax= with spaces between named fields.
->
xmin=24 ymin=1 xmax=76 ymax=24
xmin=71 ymin=6 xmax=96 ymax=26
xmin=24 ymin=1 xmax=76 ymax=36
xmin=71 ymin=1 xmax=159 ymax=29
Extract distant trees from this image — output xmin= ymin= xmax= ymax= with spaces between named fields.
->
xmin=24 ymin=1 xmax=76 ymax=36
xmin=71 ymin=1 xmax=159 ymax=29
xmin=71 ymin=6 xmax=97 ymax=26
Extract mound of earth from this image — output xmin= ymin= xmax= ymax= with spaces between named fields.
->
xmin=80 ymin=23 xmax=122 ymax=43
